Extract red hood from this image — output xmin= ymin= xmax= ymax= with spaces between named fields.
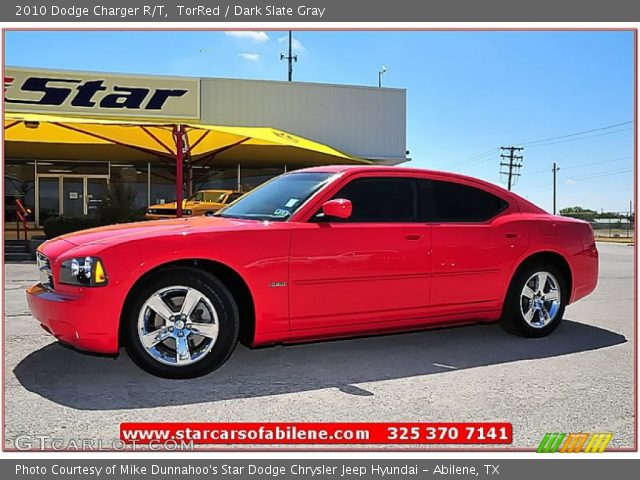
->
xmin=58 ymin=216 xmax=260 ymax=246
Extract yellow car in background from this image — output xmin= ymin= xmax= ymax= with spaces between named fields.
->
xmin=146 ymin=189 xmax=243 ymax=219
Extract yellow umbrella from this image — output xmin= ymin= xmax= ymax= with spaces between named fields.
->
xmin=4 ymin=112 xmax=366 ymax=166
xmin=5 ymin=112 xmax=368 ymax=216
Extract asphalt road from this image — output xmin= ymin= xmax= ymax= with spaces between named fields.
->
xmin=3 ymin=242 xmax=635 ymax=450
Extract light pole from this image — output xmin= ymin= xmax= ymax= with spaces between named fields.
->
xmin=378 ymin=65 xmax=387 ymax=88
xmin=280 ymin=30 xmax=298 ymax=82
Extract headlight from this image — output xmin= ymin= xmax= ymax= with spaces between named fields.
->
xmin=147 ymin=209 xmax=156 ymax=214
xmin=183 ymin=209 xmax=192 ymax=215
xmin=59 ymin=256 xmax=108 ymax=286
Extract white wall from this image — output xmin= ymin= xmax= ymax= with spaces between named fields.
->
xmin=200 ymin=78 xmax=407 ymax=164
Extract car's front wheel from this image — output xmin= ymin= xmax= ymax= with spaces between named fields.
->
xmin=500 ymin=263 xmax=566 ymax=337
xmin=123 ymin=267 xmax=239 ymax=378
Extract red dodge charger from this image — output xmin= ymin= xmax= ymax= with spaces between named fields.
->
xmin=27 ymin=166 xmax=599 ymax=378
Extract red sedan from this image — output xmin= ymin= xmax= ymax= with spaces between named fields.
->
xmin=27 ymin=166 xmax=598 ymax=378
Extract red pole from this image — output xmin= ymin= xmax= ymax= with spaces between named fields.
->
xmin=175 ymin=125 xmax=184 ymax=218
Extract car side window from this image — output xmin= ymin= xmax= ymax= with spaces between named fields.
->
xmin=322 ymin=177 xmax=419 ymax=222
xmin=425 ymin=179 xmax=508 ymax=222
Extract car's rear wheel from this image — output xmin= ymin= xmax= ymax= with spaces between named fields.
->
xmin=123 ymin=267 xmax=239 ymax=378
xmin=500 ymin=263 xmax=566 ymax=337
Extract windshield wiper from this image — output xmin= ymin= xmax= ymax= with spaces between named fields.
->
xmin=217 ymin=213 xmax=287 ymax=221
xmin=215 ymin=213 xmax=271 ymax=220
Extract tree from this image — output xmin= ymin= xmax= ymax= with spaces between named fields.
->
xmin=559 ymin=206 xmax=597 ymax=222
xmin=96 ymin=172 xmax=145 ymax=225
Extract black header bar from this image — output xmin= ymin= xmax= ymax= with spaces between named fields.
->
xmin=2 ymin=0 xmax=640 ymax=23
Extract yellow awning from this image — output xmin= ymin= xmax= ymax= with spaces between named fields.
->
xmin=4 ymin=113 xmax=369 ymax=167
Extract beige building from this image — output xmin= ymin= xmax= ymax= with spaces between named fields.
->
xmin=4 ymin=66 xmax=408 ymax=230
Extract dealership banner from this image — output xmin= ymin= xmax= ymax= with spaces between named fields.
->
xmin=4 ymin=67 xmax=200 ymax=120
xmin=3 ymin=460 xmax=640 ymax=479
xmin=0 ymin=0 xmax=639 ymax=21
xmin=119 ymin=422 xmax=513 ymax=445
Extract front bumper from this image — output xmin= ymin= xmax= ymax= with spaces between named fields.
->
xmin=26 ymin=284 xmax=119 ymax=354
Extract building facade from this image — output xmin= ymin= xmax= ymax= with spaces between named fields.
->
xmin=4 ymin=66 xmax=408 ymax=228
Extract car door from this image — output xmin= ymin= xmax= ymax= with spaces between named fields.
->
xmin=289 ymin=175 xmax=432 ymax=331
xmin=425 ymin=178 xmax=528 ymax=315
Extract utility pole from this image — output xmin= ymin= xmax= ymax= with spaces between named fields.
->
xmin=552 ymin=162 xmax=560 ymax=215
xmin=499 ymin=146 xmax=524 ymax=191
xmin=280 ymin=30 xmax=297 ymax=82
xmin=630 ymin=199 xmax=633 ymax=238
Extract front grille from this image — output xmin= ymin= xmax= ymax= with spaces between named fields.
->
xmin=36 ymin=252 xmax=54 ymax=290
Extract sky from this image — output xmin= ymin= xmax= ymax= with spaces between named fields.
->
xmin=4 ymin=30 xmax=635 ymax=213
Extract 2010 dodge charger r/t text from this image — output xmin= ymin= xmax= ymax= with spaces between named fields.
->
xmin=27 ymin=166 xmax=599 ymax=378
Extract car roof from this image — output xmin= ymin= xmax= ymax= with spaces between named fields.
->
xmin=298 ymin=165 xmax=497 ymax=189
xmin=299 ymin=164 xmax=478 ymax=178
xmin=296 ymin=165 xmax=546 ymax=214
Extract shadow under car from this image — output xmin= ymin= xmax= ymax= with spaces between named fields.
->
xmin=12 ymin=319 xmax=626 ymax=411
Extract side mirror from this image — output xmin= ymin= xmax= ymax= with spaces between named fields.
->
xmin=322 ymin=198 xmax=352 ymax=219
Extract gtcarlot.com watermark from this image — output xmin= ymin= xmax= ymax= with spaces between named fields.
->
xmin=14 ymin=435 xmax=194 ymax=451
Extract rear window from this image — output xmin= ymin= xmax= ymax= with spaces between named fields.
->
xmin=428 ymin=180 xmax=508 ymax=222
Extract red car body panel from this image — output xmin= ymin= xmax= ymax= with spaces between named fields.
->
xmin=26 ymin=166 xmax=599 ymax=354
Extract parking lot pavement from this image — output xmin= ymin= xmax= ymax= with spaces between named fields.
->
xmin=3 ymin=242 xmax=634 ymax=450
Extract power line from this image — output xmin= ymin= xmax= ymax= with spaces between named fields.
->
xmin=518 ymin=166 xmax=633 ymax=191
xmin=452 ymin=120 xmax=634 ymax=170
xmin=517 ymin=182 xmax=553 ymax=191
xmin=516 ymin=121 xmax=633 ymax=147
xmin=569 ymin=167 xmax=633 ymax=181
xmin=523 ymin=127 xmax=633 ymax=149
xmin=450 ymin=148 xmax=500 ymax=169
xmin=526 ymin=155 xmax=633 ymax=176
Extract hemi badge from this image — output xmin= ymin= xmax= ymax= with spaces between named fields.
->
xmin=269 ymin=281 xmax=287 ymax=288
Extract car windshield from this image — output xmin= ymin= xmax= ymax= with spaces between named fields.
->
xmin=187 ymin=191 xmax=228 ymax=202
xmin=202 ymin=191 xmax=228 ymax=202
xmin=216 ymin=172 xmax=335 ymax=221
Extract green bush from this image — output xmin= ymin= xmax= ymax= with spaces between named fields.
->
xmin=43 ymin=216 xmax=99 ymax=239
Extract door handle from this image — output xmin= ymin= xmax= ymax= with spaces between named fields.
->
xmin=405 ymin=234 xmax=423 ymax=241
xmin=505 ymin=232 xmax=518 ymax=238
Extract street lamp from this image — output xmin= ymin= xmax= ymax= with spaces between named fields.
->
xmin=378 ymin=65 xmax=387 ymax=88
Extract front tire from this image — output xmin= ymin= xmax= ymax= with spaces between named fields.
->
xmin=123 ymin=267 xmax=239 ymax=378
xmin=500 ymin=263 xmax=566 ymax=338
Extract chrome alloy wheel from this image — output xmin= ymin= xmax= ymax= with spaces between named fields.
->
xmin=137 ymin=286 xmax=219 ymax=366
xmin=520 ymin=271 xmax=561 ymax=329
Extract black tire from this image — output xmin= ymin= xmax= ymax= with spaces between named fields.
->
xmin=499 ymin=262 xmax=566 ymax=338
xmin=123 ymin=267 xmax=239 ymax=379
